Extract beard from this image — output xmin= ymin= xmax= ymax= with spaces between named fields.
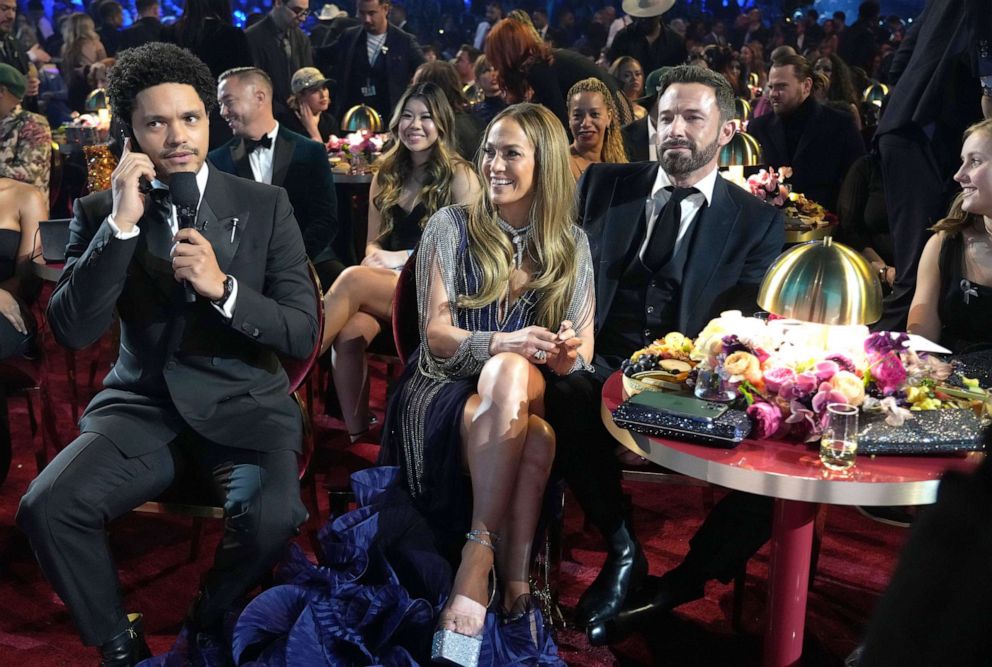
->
xmin=659 ymin=135 xmax=720 ymax=176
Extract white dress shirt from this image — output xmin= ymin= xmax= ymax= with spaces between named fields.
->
xmin=248 ymin=122 xmax=280 ymax=185
xmin=638 ymin=165 xmax=720 ymax=261
xmin=107 ymin=163 xmax=239 ymax=317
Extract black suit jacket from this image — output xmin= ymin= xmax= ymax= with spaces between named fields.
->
xmin=577 ymin=162 xmax=785 ymax=341
xmin=47 ymin=166 xmax=319 ymax=457
xmin=621 ymin=116 xmax=650 ymax=163
xmin=315 ymin=24 xmax=425 ymax=119
xmin=246 ymin=16 xmax=314 ymax=118
xmin=118 ymin=16 xmax=163 ymax=50
xmin=747 ymin=100 xmax=864 ymax=211
xmin=209 ymin=126 xmax=339 ymax=267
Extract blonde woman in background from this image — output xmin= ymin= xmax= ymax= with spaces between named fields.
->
xmin=60 ymin=13 xmax=113 ymax=112
xmin=609 ymin=56 xmax=647 ymax=120
xmin=567 ymin=77 xmax=627 ymax=181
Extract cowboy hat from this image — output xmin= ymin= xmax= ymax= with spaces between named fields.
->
xmin=317 ymin=3 xmax=346 ymax=20
xmin=621 ymin=0 xmax=676 ymax=19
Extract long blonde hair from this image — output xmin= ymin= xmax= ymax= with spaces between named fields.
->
xmin=459 ymin=103 xmax=579 ymax=330
xmin=61 ymin=13 xmax=99 ymax=61
xmin=566 ymin=77 xmax=628 ymax=165
xmin=933 ymin=118 xmax=992 ymax=234
xmin=373 ymin=83 xmax=469 ymax=240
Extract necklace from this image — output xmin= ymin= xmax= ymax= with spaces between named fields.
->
xmin=495 ymin=216 xmax=531 ymax=269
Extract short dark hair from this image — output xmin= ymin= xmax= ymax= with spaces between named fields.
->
xmin=857 ymin=1 xmax=880 ymax=20
xmin=108 ymin=42 xmax=216 ymax=127
xmin=656 ymin=64 xmax=735 ymax=122
xmin=135 ymin=0 xmax=158 ymax=13
xmin=458 ymin=44 xmax=481 ymax=61
xmin=833 ymin=10 xmax=846 ymax=21
xmin=98 ymin=1 xmax=123 ymax=20
xmin=771 ymin=54 xmax=814 ymax=83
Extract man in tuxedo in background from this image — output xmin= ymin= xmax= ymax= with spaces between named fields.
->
xmin=746 ymin=54 xmax=864 ymax=213
xmin=209 ymin=67 xmax=342 ymax=289
xmin=544 ymin=65 xmax=784 ymax=635
xmin=315 ymin=0 xmax=424 ymax=122
xmin=16 ymin=43 xmax=319 ymax=665
xmin=117 ymin=0 xmax=163 ymax=51
xmin=245 ymin=0 xmax=314 ymax=121
xmin=621 ymin=66 xmax=667 ymax=162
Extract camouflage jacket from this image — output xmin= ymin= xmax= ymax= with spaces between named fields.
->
xmin=0 ymin=106 xmax=51 ymax=196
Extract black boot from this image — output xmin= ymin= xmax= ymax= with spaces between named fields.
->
xmin=572 ymin=519 xmax=647 ymax=628
xmin=99 ymin=613 xmax=152 ymax=667
xmin=586 ymin=564 xmax=706 ymax=646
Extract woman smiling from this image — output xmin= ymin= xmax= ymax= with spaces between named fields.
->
xmin=566 ymin=77 xmax=627 ymax=181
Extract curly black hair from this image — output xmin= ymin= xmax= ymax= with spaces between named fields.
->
xmin=107 ymin=42 xmax=217 ymax=128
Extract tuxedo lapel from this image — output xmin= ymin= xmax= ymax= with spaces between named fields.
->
xmin=596 ymin=164 xmax=658 ymax=327
xmin=229 ymin=139 xmax=253 ymax=180
xmin=134 ymin=197 xmax=179 ymax=300
xmin=679 ymin=176 xmax=739 ymax=330
xmin=271 ymin=130 xmax=294 ymax=188
xmin=199 ymin=167 xmax=248 ymax=274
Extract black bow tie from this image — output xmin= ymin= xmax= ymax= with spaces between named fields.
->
xmin=244 ymin=134 xmax=272 ymax=153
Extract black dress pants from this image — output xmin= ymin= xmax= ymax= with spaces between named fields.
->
xmin=16 ymin=430 xmax=306 ymax=647
xmin=545 ymin=366 xmax=773 ymax=580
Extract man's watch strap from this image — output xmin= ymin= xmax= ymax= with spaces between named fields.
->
xmin=213 ymin=274 xmax=234 ymax=305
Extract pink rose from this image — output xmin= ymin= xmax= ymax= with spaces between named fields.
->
xmin=795 ymin=371 xmax=819 ymax=396
xmin=747 ymin=401 xmax=785 ymax=440
xmin=872 ymin=351 xmax=907 ymax=394
xmin=724 ymin=351 xmax=762 ymax=384
xmin=814 ymin=360 xmax=839 ymax=382
xmin=763 ymin=367 xmax=796 ymax=394
xmin=326 ymin=135 xmax=342 ymax=151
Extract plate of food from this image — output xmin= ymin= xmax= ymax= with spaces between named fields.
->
xmin=620 ymin=332 xmax=696 ymax=397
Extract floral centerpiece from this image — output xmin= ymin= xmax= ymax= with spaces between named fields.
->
xmin=683 ymin=315 xmax=985 ymax=442
xmin=746 ymin=167 xmax=837 ymax=230
xmin=326 ymin=130 xmax=387 ymax=175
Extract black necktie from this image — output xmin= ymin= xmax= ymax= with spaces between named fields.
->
xmin=149 ymin=187 xmax=172 ymax=224
xmin=643 ymin=186 xmax=698 ymax=271
xmin=245 ymin=134 xmax=272 ymax=153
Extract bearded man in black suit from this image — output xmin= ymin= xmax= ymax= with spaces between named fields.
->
xmin=544 ymin=65 xmax=784 ymax=635
xmin=209 ymin=67 xmax=342 ymax=289
xmin=16 ymin=43 xmax=319 ymax=665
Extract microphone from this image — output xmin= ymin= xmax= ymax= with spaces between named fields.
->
xmin=170 ymin=172 xmax=200 ymax=303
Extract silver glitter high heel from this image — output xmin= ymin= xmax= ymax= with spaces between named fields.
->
xmin=431 ymin=529 xmax=499 ymax=666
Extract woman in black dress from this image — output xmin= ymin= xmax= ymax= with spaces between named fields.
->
xmin=909 ymin=119 xmax=992 ymax=354
xmin=320 ymin=83 xmax=479 ymax=441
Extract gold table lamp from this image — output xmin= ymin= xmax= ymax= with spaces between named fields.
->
xmin=341 ymin=104 xmax=384 ymax=133
xmin=758 ymin=236 xmax=883 ymax=326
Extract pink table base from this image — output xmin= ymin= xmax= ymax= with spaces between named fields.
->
xmin=600 ymin=371 xmax=983 ymax=667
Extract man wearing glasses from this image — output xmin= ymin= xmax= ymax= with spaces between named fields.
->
xmin=316 ymin=0 xmax=424 ymax=121
xmin=246 ymin=0 xmax=314 ymax=121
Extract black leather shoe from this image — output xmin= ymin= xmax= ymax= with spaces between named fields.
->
xmin=573 ymin=519 xmax=647 ymax=628
xmin=99 ymin=613 xmax=152 ymax=667
xmin=586 ymin=566 xmax=706 ymax=646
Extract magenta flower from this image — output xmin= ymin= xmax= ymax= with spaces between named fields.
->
xmin=763 ymin=367 xmax=797 ymax=394
xmin=747 ymin=401 xmax=785 ymax=440
xmin=811 ymin=382 xmax=849 ymax=413
xmin=814 ymin=360 xmax=840 ymax=382
xmin=795 ymin=371 xmax=819 ymax=396
xmin=826 ymin=354 xmax=857 ymax=373
xmin=864 ymin=331 xmax=909 ymax=359
xmin=872 ymin=351 xmax=908 ymax=394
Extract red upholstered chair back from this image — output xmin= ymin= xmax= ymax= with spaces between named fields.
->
xmin=391 ymin=250 xmax=420 ymax=366
xmin=280 ymin=262 xmax=325 ymax=395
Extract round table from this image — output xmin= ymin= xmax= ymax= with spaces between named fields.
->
xmin=31 ymin=255 xmax=64 ymax=283
xmin=600 ymin=371 xmax=983 ymax=667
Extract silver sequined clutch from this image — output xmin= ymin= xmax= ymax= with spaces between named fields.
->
xmin=858 ymin=409 xmax=988 ymax=455
xmin=612 ymin=399 xmax=751 ymax=448
xmin=431 ymin=628 xmax=482 ymax=666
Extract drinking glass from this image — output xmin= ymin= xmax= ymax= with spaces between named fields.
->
xmin=820 ymin=403 xmax=859 ymax=471
xmin=694 ymin=368 xmax=735 ymax=402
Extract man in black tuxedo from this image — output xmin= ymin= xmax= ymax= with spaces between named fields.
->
xmin=747 ymin=54 xmax=864 ymax=212
xmin=208 ymin=67 xmax=342 ymax=289
xmin=621 ymin=66 xmax=667 ymax=162
xmin=315 ymin=0 xmax=424 ymax=122
xmin=16 ymin=43 xmax=319 ymax=665
xmin=117 ymin=0 xmax=162 ymax=51
xmin=545 ymin=65 xmax=784 ymax=634
xmin=245 ymin=0 xmax=314 ymax=121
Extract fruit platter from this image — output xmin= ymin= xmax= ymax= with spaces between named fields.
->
xmin=620 ymin=332 xmax=695 ymax=396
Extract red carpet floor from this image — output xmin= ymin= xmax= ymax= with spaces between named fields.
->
xmin=0 ymin=299 xmax=910 ymax=666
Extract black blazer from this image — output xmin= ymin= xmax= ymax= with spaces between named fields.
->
xmin=577 ymin=162 xmax=785 ymax=339
xmin=621 ymin=116 xmax=650 ymax=163
xmin=316 ymin=24 xmax=425 ymax=119
xmin=209 ymin=126 xmax=339 ymax=267
xmin=246 ymin=16 xmax=314 ymax=118
xmin=747 ymin=100 xmax=864 ymax=212
xmin=47 ymin=166 xmax=319 ymax=456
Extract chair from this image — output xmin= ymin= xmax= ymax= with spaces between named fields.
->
xmin=325 ymin=251 xmax=418 ymax=516
xmin=134 ymin=262 xmax=326 ymax=560
xmin=0 ymin=355 xmax=60 ymax=487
